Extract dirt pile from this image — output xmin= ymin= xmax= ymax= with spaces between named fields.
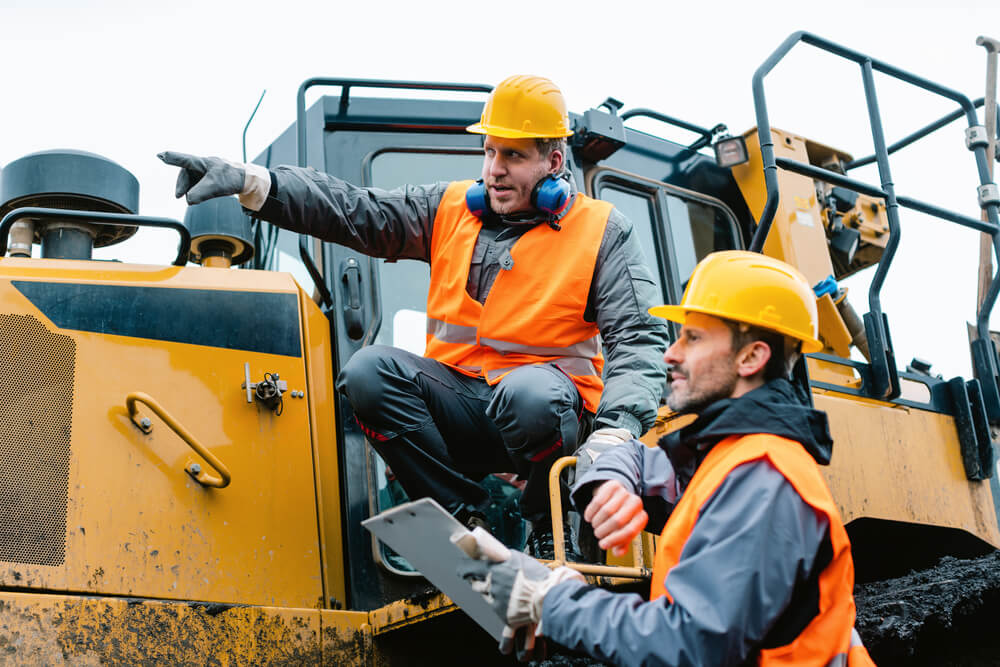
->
xmin=855 ymin=551 xmax=1000 ymax=666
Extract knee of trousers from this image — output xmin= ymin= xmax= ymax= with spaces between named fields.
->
xmin=487 ymin=365 xmax=580 ymax=455
xmin=336 ymin=345 xmax=408 ymax=419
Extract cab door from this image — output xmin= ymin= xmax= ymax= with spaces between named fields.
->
xmin=257 ymin=93 xmax=487 ymax=610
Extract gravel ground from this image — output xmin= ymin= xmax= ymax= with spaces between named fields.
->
xmin=855 ymin=551 xmax=1000 ymax=666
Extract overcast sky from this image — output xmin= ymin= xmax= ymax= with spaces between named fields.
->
xmin=1 ymin=0 xmax=999 ymax=379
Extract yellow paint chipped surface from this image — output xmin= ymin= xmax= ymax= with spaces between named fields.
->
xmin=0 ymin=591 xmax=371 ymax=665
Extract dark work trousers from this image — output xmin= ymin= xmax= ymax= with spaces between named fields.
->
xmin=337 ymin=344 xmax=590 ymax=524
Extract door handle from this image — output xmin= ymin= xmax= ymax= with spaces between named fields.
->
xmin=342 ymin=258 xmax=364 ymax=340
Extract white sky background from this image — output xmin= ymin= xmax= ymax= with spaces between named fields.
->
xmin=1 ymin=0 xmax=999 ymax=379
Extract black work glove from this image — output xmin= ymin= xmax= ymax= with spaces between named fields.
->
xmin=158 ymin=151 xmax=246 ymax=205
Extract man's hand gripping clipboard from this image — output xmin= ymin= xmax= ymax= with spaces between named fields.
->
xmin=362 ymin=497 xmax=514 ymax=641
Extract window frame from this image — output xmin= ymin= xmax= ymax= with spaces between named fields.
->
xmin=587 ymin=166 xmax=743 ymax=306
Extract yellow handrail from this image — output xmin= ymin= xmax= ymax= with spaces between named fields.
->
xmin=547 ymin=456 xmax=577 ymax=564
xmin=547 ymin=455 xmax=650 ymax=581
xmin=126 ymin=392 xmax=232 ymax=489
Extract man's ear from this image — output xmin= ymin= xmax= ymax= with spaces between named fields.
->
xmin=548 ymin=148 xmax=564 ymax=175
xmin=736 ymin=341 xmax=771 ymax=378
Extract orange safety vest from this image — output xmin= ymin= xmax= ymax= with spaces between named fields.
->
xmin=650 ymin=434 xmax=876 ymax=666
xmin=424 ymin=180 xmax=611 ymax=413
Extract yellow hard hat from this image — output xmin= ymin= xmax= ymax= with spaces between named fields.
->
xmin=467 ymin=75 xmax=573 ymax=139
xmin=650 ymin=250 xmax=823 ymax=353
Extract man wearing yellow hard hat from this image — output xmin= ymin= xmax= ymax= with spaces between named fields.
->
xmin=159 ymin=76 xmax=668 ymax=560
xmin=459 ymin=251 xmax=875 ymax=664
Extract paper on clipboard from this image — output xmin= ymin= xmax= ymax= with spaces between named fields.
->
xmin=361 ymin=497 xmax=506 ymax=640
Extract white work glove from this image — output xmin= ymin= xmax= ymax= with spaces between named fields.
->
xmin=583 ymin=479 xmax=648 ymax=557
xmin=574 ymin=427 xmax=633 ymax=481
xmin=458 ymin=543 xmax=583 ymax=661
xmin=158 ymin=151 xmax=271 ymax=210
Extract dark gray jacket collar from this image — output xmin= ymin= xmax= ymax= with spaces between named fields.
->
xmin=658 ymin=379 xmax=833 ymax=491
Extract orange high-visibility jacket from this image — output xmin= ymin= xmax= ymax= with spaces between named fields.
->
xmin=651 ymin=433 xmax=876 ymax=666
xmin=424 ymin=180 xmax=612 ymax=413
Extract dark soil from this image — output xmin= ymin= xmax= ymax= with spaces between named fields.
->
xmin=855 ymin=551 xmax=1000 ymax=666
xmin=531 ymin=654 xmax=609 ymax=667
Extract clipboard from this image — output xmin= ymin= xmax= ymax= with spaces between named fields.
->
xmin=362 ymin=497 xmax=506 ymax=640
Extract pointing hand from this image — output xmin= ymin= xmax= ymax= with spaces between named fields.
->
xmin=158 ymin=151 xmax=246 ymax=205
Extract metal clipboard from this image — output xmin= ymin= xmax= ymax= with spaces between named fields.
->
xmin=362 ymin=497 xmax=506 ymax=640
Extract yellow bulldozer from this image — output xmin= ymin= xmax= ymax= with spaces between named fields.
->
xmin=0 ymin=32 xmax=997 ymax=664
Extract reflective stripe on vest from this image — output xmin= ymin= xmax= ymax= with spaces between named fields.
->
xmin=826 ymin=629 xmax=874 ymax=667
xmin=479 ymin=334 xmax=602 ymax=359
xmin=428 ymin=320 xmax=603 ymax=360
xmin=427 ymin=318 xmax=478 ymax=344
xmin=650 ymin=434 xmax=869 ymax=666
xmin=424 ymin=180 xmax=611 ymax=412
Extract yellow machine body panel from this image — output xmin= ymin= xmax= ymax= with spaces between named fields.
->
xmin=640 ymin=390 xmax=1000 ymax=552
xmin=731 ymin=127 xmax=836 ymax=286
xmin=817 ymin=392 xmax=1000 ymax=545
xmin=300 ymin=282 xmax=348 ymax=609
xmin=0 ymin=257 xmax=341 ymax=609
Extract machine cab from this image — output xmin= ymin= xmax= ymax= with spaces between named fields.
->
xmin=253 ymin=82 xmax=745 ymax=610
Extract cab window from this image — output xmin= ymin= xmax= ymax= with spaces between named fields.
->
xmin=590 ymin=168 xmax=741 ymax=305
xmin=367 ymin=150 xmax=483 ymax=354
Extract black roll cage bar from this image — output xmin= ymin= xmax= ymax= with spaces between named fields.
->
xmin=747 ymin=31 xmax=1000 ymax=417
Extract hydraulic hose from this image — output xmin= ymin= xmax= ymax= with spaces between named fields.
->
xmin=835 ymin=290 xmax=871 ymax=361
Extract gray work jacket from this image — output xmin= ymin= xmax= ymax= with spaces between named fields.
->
xmin=544 ymin=440 xmax=831 ymax=666
xmin=254 ymin=167 xmax=669 ymax=436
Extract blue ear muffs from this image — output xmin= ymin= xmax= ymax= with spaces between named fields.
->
xmin=466 ymin=174 xmax=571 ymax=219
xmin=465 ymin=179 xmax=489 ymax=218
xmin=531 ymin=174 xmax=572 ymax=217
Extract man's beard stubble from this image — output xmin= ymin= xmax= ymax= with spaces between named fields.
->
xmin=665 ymin=359 xmax=740 ymax=415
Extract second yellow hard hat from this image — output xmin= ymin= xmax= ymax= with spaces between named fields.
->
xmin=650 ymin=250 xmax=823 ymax=353
xmin=467 ymin=75 xmax=573 ymax=139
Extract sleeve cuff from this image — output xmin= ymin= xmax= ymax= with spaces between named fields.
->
xmin=245 ymin=170 xmax=283 ymax=221
xmin=539 ymin=578 xmax=590 ymax=633
xmin=237 ymin=162 xmax=272 ymax=212
xmin=570 ymin=470 xmax=636 ymax=512
xmin=594 ymin=411 xmax=644 ymax=439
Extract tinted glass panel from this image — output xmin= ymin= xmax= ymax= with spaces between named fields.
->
xmin=664 ymin=194 xmax=739 ymax=285
xmin=597 ymin=186 xmax=666 ymax=303
xmin=594 ymin=170 xmax=741 ymax=304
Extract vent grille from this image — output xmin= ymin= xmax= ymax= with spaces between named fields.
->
xmin=0 ymin=314 xmax=74 ymax=566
